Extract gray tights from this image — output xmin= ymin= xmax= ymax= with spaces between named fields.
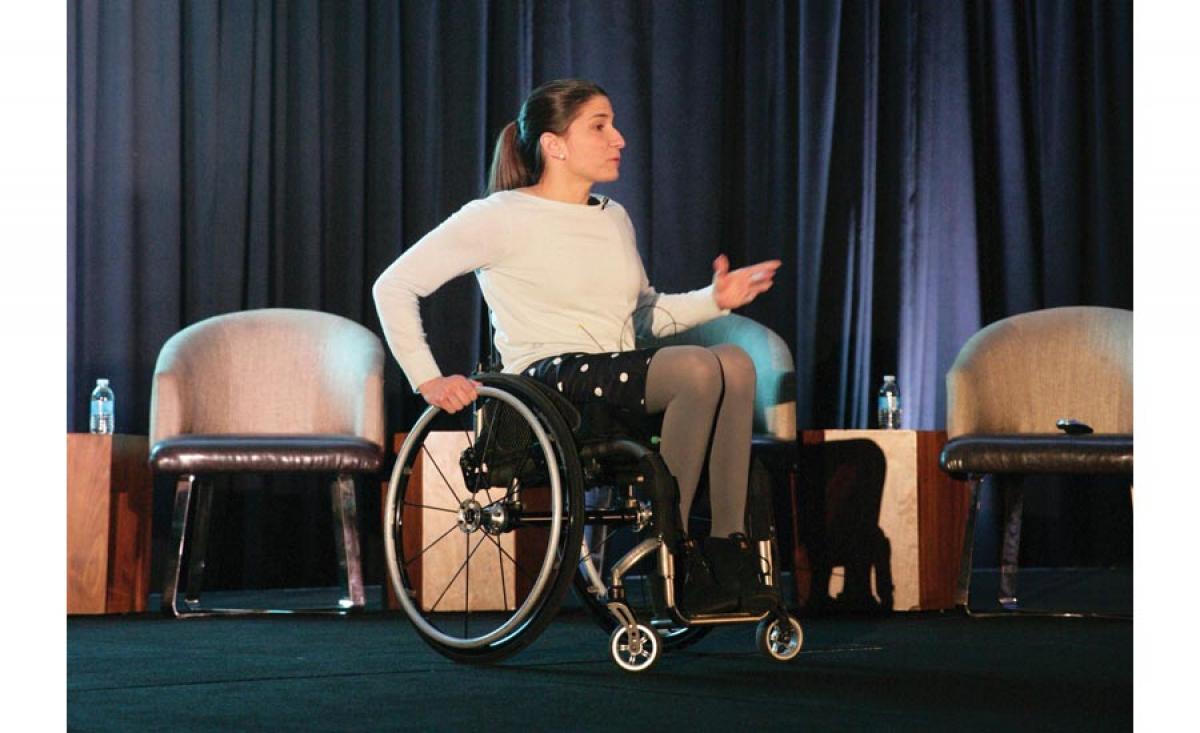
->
xmin=643 ymin=344 xmax=755 ymax=538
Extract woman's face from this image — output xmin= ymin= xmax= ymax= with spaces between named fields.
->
xmin=552 ymin=95 xmax=625 ymax=183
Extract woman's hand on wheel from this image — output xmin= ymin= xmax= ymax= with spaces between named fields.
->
xmin=712 ymin=254 xmax=782 ymax=310
xmin=418 ymin=375 xmax=483 ymax=413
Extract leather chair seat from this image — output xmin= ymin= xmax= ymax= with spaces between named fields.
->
xmin=940 ymin=434 xmax=1132 ymax=479
xmin=150 ymin=435 xmax=383 ymax=475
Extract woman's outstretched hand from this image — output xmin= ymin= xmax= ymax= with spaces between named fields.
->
xmin=418 ymin=374 xmax=483 ymax=413
xmin=711 ymin=254 xmax=782 ymax=310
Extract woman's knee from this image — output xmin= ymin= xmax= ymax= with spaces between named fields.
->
xmin=711 ymin=344 xmax=757 ymax=397
xmin=650 ymin=345 xmax=724 ymax=401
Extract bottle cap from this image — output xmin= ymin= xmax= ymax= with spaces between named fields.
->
xmin=883 ymin=375 xmax=895 ymax=381
xmin=97 ymin=378 xmax=109 ymax=386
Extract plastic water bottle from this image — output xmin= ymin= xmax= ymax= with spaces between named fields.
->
xmin=90 ymin=379 xmax=115 ymax=434
xmin=877 ymin=375 xmax=901 ymax=429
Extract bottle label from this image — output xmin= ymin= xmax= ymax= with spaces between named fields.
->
xmin=90 ymin=400 xmax=114 ymax=434
xmin=878 ymin=394 xmax=900 ymax=429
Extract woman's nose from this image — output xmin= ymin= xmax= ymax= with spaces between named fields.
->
xmin=611 ymin=128 xmax=625 ymax=148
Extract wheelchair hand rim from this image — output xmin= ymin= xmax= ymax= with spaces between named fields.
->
xmin=384 ymin=386 xmax=565 ymax=650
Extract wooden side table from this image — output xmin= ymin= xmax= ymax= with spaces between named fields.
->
xmin=790 ymin=430 xmax=970 ymax=612
xmin=380 ymin=428 xmax=970 ymax=614
xmin=67 ymin=434 xmax=153 ymax=614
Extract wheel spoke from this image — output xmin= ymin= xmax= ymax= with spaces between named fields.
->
xmin=497 ymin=537 xmax=509 ymax=611
xmin=472 ymin=398 xmax=501 ymax=493
xmin=504 ymin=450 xmax=535 ymax=501
xmin=481 ymin=532 xmax=541 ymax=588
xmin=464 ymin=532 xmax=470 ymax=637
xmin=429 ymin=534 xmax=488 ymax=614
xmin=404 ymin=523 xmax=458 ymax=569
xmin=580 ymin=524 xmax=622 ymax=569
xmin=422 ymin=444 xmax=463 ymax=505
xmin=403 ymin=501 xmax=457 ymax=514
xmin=463 ymin=416 xmax=478 ymax=495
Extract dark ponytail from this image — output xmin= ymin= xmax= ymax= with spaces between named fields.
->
xmin=487 ymin=121 xmax=528 ymax=194
xmin=486 ymin=78 xmax=609 ymax=195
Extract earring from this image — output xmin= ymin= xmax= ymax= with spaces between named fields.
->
xmin=556 ymin=154 xmax=566 ymax=160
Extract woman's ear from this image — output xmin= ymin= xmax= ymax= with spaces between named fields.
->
xmin=540 ymin=132 xmax=565 ymax=161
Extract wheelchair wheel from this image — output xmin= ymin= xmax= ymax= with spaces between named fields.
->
xmin=384 ymin=385 xmax=585 ymax=663
xmin=610 ymin=623 xmax=661 ymax=673
xmin=756 ymin=614 xmax=804 ymax=661
xmin=573 ymin=487 xmax=709 ymax=651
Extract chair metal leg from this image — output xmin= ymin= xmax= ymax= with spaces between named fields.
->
xmin=331 ymin=473 xmax=365 ymax=611
xmin=184 ymin=479 xmax=215 ymax=606
xmin=955 ymin=474 xmax=1130 ymax=621
xmin=161 ymin=475 xmax=196 ymax=617
xmin=163 ymin=472 xmax=367 ymax=617
xmin=954 ymin=476 xmax=982 ymax=611
xmin=998 ymin=476 xmax=1025 ymax=609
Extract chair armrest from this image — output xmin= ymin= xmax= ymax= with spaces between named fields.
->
xmin=149 ymin=370 xmax=185 ymax=449
xmin=354 ymin=371 xmax=385 ymax=450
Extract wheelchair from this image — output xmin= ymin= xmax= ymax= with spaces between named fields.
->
xmin=383 ymin=371 xmax=804 ymax=672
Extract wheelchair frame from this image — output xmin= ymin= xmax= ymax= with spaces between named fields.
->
xmin=384 ymin=373 xmax=803 ymax=672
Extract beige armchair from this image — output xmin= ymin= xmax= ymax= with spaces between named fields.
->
xmin=940 ymin=306 xmax=1132 ymax=613
xmin=149 ymin=308 xmax=385 ymax=616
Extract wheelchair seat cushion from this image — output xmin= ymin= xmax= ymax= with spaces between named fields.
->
xmin=576 ymin=401 xmax=661 ymax=444
xmin=523 ymin=347 xmax=662 ymax=415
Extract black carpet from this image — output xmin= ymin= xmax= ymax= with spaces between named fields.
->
xmin=68 ymin=570 xmax=1132 ymax=732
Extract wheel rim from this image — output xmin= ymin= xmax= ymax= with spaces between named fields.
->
xmin=767 ymin=618 xmax=802 ymax=659
xmin=385 ymin=386 xmax=566 ymax=650
xmin=611 ymin=624 xmax=659 ymax=671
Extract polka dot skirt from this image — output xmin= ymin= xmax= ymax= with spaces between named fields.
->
xmin=523 ymin=348 xmax=661 ymax=415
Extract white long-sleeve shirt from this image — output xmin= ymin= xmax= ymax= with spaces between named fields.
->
xmin=373 ymin=189 xmax=729 ymax=391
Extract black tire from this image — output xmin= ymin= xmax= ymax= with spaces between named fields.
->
xmin=755 ymin=614 xmax=804 ymax=661
xmin=384 ymin=383 xmax=585 ymax=663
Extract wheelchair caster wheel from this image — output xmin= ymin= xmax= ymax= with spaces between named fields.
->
xmin=756 ymin=615 xmax=803 ymax=661
xmin=610 ymin=623 xmax=661 ymax=673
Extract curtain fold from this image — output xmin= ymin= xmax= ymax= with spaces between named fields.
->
xmin=793 ymin=0 xmax=843 ymax=432
xmin=897 ymin=0 xmax=982 ymax=430
xmin=69 ymin=0 xmax=1132 ymax=435
xmin=68 ymin=0 xmax=1132 ymax=585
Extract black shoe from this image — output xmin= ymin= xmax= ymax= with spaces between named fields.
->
xmin=677 ymin=539 xmax=739 ymax=616
xmin=703 ymin=533 xmax=781 ymax=615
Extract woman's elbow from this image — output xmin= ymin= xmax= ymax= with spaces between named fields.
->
xmin=371 ymin=273 xmax=388 ymax=306
xmin=372 ymin=266 xmax=401 ymax=309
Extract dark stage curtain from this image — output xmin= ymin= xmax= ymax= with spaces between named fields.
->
xmin=68 ymin=0 xmax=1132 ymax=588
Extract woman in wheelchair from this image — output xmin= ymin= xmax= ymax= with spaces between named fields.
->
xmin=374 ymin=79 xmax=799 ymax=669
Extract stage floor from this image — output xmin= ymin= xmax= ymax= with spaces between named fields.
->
xmin=68 ymin=568 xmax=1132 ymax=731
